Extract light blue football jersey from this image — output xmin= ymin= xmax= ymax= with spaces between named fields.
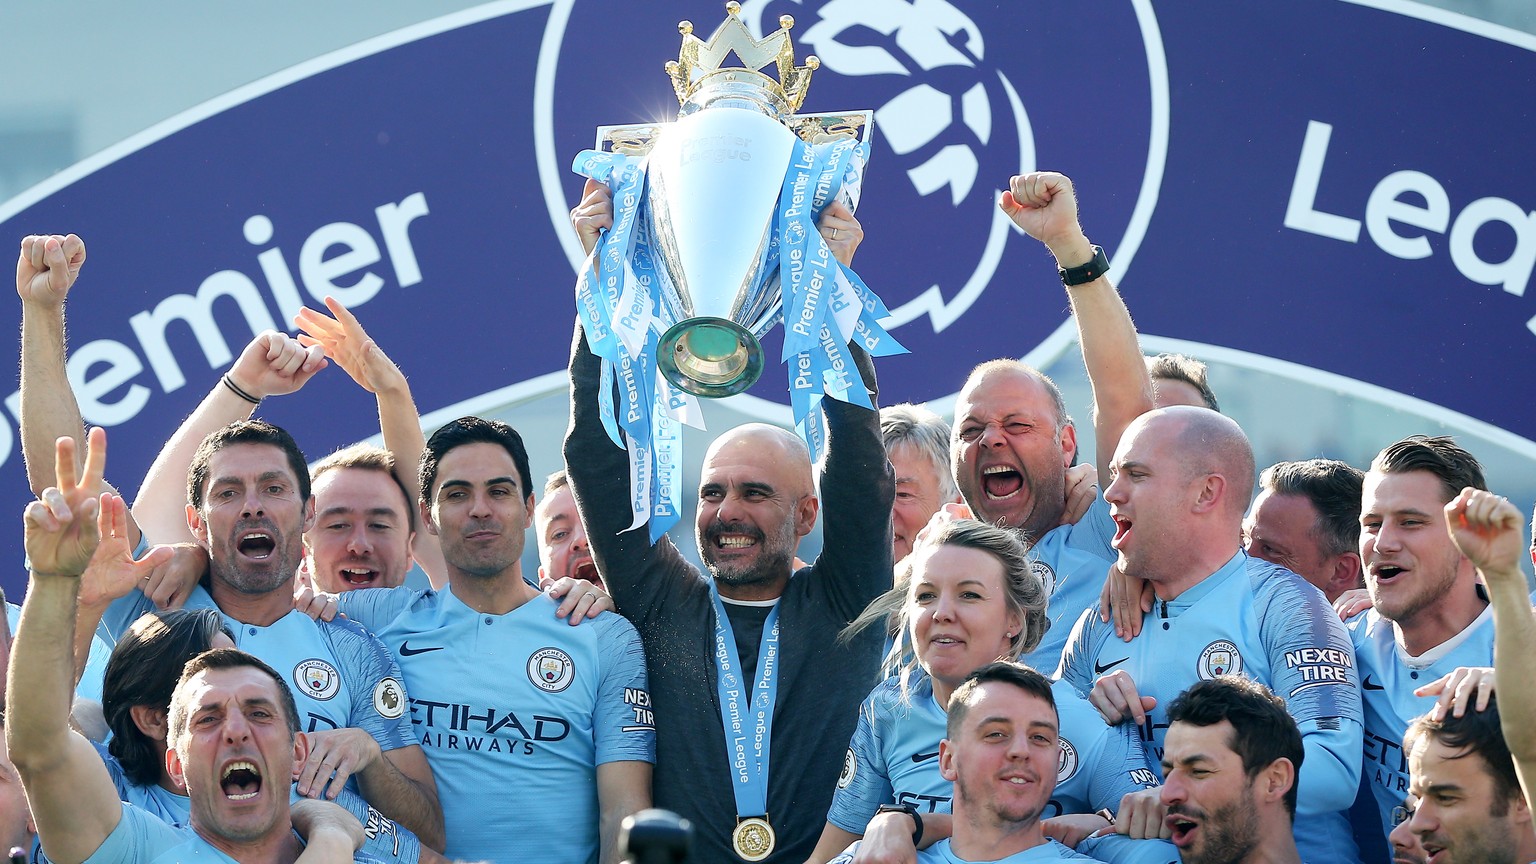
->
xmin=338 ymin=586 xmax=654 ymax=864
xmin=1349 ymin=605 xmax=1493 ymax=850
xmin=1056 ymin=551 xmax=1364 ymax=864
xmin=828 ymin=675 xmax=1172 ymax=864
xmin=831 ymin=675 xmax=1158 ymax=828
xmin=91 ymin=742 xmax=420 ymax=862
xmin=1024 ymin=498 xmax=1117 ymax=673
xmin=78 ymin=802 xmax=386 ymax=864
xmin=100 ymin=586 xmax=415 ymax=748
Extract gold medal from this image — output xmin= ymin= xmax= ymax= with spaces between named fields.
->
xmin=732 ymin=816 xmax=775 ymax=861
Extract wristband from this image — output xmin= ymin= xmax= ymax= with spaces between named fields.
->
xmin=875 ymin=802 xmax=924 ymax=846
xmin=221 ymin=374 xmax=262 ymax=405
xmin=1059 ymin=244 xmax=1110 ymax=286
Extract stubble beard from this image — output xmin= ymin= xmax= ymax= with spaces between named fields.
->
xmin=1179 ymin=792 xmax=1260 ymax=864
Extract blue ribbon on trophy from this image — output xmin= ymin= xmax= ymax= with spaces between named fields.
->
xmin=571 ymin=2 xmax=905 ymax=548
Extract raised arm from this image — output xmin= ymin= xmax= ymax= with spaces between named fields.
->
xmin=564 ymin=181 xmax=691 ymax=612
xmin=296 ymin=297 xmax=445 ymax=587
xmin=17 ymin=234 xmax=90 ymax=496
xmin=8 ymin=430 xmax=126 ymax=864
xmin=1001 ymin=173 xmax=1154 ymax=479
xmin=1445 ymin=488 xmax=1536 ymax=805
xmin=132 ymin=330 xmax=326 ymax=544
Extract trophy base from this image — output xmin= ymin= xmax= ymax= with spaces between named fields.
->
xmin=658 ymin=317 xmax=764 ymax=398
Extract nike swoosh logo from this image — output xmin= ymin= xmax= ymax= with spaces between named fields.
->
xmin=1094 ymin=657 xmax=1130 ymax=675
xmin=1363 ymin=676 xmax=1385 ymax=691
xmin=910 ymin=749 xmax=940 ymax=763
xmin=400 ymin=643 xmax=445 ymax=656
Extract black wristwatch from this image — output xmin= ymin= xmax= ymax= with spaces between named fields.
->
xmin=875 ymin=802 xmax=924 ymax=845
xmin=1059 ymin=244 xmax=1110 ymax=286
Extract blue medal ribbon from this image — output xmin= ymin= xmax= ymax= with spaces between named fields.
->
xmin=710 ymin=589 xmax=781 ymax=822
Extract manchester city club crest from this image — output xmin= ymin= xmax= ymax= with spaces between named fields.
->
xmin=542 ymin=0 xmax=1166 ymax=409
xmin=528 ymin=646 xmax=576 ymax=693
xmin=1198 ymin=640 xmax=1244 ymax=679
xmin=1057 ymin=736 xmax=1079 ymax=783
xmin=1029 ymin=559 xmax=1058 ymax=597
xmin=293 ymin=658 xmax=341 ymax=701
xmin=838 ymin=748 xmax=857 ymax=789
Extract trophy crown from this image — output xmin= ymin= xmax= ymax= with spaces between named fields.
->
xmin=668 ymin=2 xmax=819 ymax=115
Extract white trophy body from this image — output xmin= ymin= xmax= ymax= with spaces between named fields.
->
xmin=649 ymin=106 xmax=796 ymax=325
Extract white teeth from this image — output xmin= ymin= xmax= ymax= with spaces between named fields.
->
xmin=718 ymin=536 xmax=755 ymax=548
xmin=227 ymin=790 xmax=259 ymax=800
xmin=246 ymin=533 xmax=271 ymax=541
xmin=983 ymin=466 xmax=1015 ymax=475
xmin=223 ymin=760 xmax=259 ymax=779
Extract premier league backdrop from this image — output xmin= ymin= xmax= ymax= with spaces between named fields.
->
xmin=2 ymin=0 xmax=1534 ymax=595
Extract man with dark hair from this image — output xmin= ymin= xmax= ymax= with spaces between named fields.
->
xmin=9 ymin=433 xmax=372 ymax=863
xmin=91 ymin=418 xmax=445 ymax=850
xmin=336 ymin=415 xmax=654 ymax=863
xmin=1057 ymin=407 xmax=1362 ymax=864
xmin=1349 ymin=436 xmax=1495 ymax=855
xmin=832 ymin=661 xmax=1105 ymax=863
xmin=1244 ymin=459 xmax=1364 ymax=603
xmin=880 ymin=404 xmax=959 ymax=564
xmin=1160 ymin=677 xmax=1304 ymax=864
xmin=1146 ymin=354 xmax=1219 ymax=412
xmin=1402 ymin=697 xmax=1536 ymax=864
xmin=534 ymin=469 xmax=602 ymax=589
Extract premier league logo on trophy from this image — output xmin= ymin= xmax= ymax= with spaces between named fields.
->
xmin=571 ymin=1 xmax=904 ymax=544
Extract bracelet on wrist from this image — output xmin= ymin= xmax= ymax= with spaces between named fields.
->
xmin=221 ymin=374 xmax=262 ymax=405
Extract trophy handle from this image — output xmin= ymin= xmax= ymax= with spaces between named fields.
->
xmin=787 ymin=110 xmax=873 ymax=147
xmin=788 ymin=111 xmax=873 ymax=211
xmin=596 ymin=124 xmax=665 ymax=156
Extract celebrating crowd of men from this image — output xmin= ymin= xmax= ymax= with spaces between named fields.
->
xmin=3 ymin=168 xmax=1535 ymax=864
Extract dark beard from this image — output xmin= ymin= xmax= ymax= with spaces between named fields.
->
xmin=1177 ymin=792 xmax=1259 ymax=864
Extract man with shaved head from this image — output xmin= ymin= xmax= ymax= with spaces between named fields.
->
xmin=564 ymin=182 xmax=892 ymax=863
xmin=1056 ymin=407 xmax=1364 ymax=864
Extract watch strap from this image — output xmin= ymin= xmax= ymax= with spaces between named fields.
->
xmin=1059 ymin=244 xmax=1110 ymax=286
xmin=874 ymin=802 xmax=924 ymax=846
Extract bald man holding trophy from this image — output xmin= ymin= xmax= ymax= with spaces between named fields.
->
xmin=563 ymin=5 xmax=903 ymax=861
